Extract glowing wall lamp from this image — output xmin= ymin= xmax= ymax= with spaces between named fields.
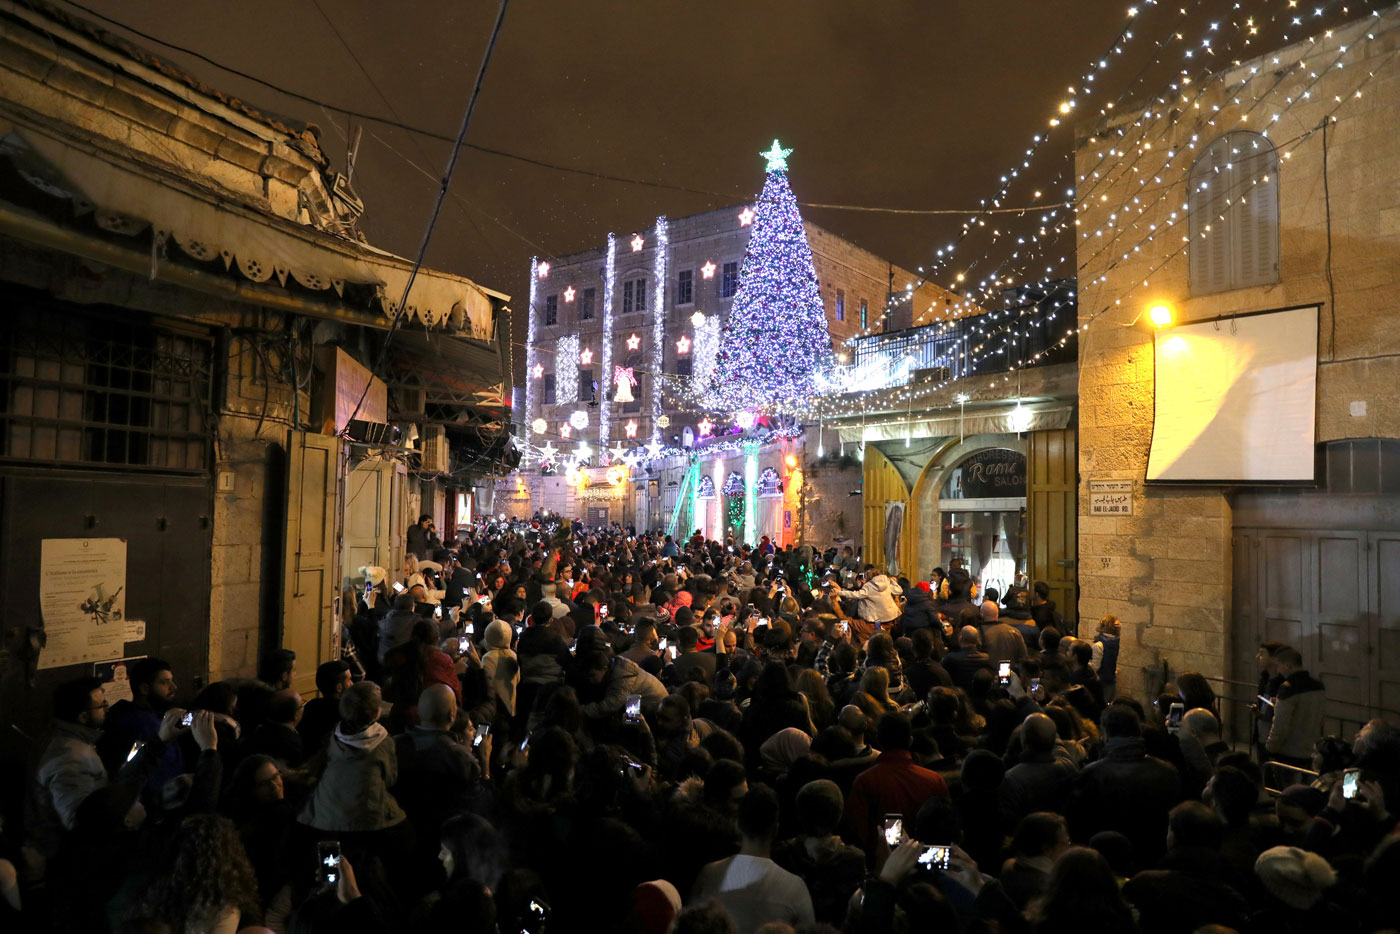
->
xmin=1148 ymin=304 xmax=1174 ymax=327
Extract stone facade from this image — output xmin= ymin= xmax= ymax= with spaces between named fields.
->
xmin=1074 ymin=9 xmax=1400 ymax=700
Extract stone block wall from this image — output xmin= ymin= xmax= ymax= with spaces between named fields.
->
xmin=1075 ymin=9 xmax=1400 ymax=700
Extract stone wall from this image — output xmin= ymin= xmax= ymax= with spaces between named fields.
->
xmin=1074 ymin=9 xmax=1400 ymax=700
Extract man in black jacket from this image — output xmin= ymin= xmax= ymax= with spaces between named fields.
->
xmin=942 ymin=625 xmax=996 ymax=691
xmin=1068 ymin=704 xmax=1182 ymax=865
xmin=896 ymin=582 xmax=941 ymax=642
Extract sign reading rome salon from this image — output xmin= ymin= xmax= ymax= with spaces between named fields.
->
xmin=947 ymin=449 xmax=1027 ymax=500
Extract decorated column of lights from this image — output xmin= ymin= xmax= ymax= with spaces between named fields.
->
xmin=650 ymin=216 xmax=669 ymax=446
xmin=712 ymin=458 xmax=724 ymax=540
xmin=743 ymin=442 xmax=759 ymax=548
xmin=523 ymin=256 xmax=541 ymax=461
xmin=598 ymin=233 xmax=618 ymax=462
xmin=556 ymin=334 xmax=579 ymax=406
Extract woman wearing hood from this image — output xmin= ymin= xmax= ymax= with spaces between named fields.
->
xmin=482 ymin=619 xmax=520 ymax=728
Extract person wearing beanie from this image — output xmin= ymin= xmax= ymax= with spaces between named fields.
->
xmin=1253 ymin=846 xmax=1350 ymax=933
xmin=624 ymin=879 xmax=682 ymax=934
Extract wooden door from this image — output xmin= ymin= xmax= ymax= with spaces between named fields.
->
xmin=1369 ymin=533 xmax=1400 ymax=719
xmin=1314 ymin=532 xmax=1369 ymax=722
xmin=1029 ymin=429 xmax=1076 ymax=632
xmin=282 ymin=431 xmax=342 ymax=697
xmin=343 ymin=458 xmax=393 ymax=592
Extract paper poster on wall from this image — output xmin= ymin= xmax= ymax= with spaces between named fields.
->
xmin=883 ymin=501 xmax=904 ymax=576
xmin=39 ymin=538 xmax=128 ymax=669
xmin=93 ymin=656 xmax=144 ymax=705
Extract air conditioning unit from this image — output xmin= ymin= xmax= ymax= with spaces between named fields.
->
xmin=420 ymin=424 xmax=449 ymax=474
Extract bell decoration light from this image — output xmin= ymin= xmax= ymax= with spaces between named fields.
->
xmin=613 ymin=366 xmax=637 ymax=403
xmin=569 ymin=410 xmax=589 ymax=430
xmin=656 ymin=415 xmax=671 ymax=429
xmin=707 ymin=140 xmax=834 ymax=414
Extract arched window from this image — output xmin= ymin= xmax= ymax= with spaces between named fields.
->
xmin=1189 ymin=131 xmax=1279 ymax=295
xmin=757 ymin=467 xmax=783 ymax=497
xmin=696 ymin=474 xmax=715 ymax=498
xmin=721 ymin=471 xmax=745 ymax=496
xmin=682 ymin=427 xmax=695 ymax=448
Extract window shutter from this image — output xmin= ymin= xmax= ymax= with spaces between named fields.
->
xmin=1232 ymin=139 xmax=1280 ymax=288
xmin=1190 ymin=138 xmax=1231 ymax=295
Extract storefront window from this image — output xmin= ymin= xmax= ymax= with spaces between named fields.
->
xmin=939 ymin=449 xmax=1028 ymax=596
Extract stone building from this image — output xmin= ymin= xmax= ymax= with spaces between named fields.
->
xmin=0 ymin=0 xmax=510 ymax=748
xmin=508 ymin=174 xmax=952 ymax=537
xmin=1074 ymin=7 xmax=1400 ymax=734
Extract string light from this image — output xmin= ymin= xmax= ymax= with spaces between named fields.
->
xmin=556 ymin=334 xmax=579 ymax=404
xmin=598 ymin=233 xmax=617 ymax=458
xmin=523 ymin=257 xmax=540 ymax=450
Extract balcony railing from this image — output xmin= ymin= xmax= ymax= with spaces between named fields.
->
xmin=822 ymin=299 xmax=1077 ymax=393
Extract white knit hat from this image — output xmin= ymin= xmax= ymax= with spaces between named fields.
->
xmin=1255 ymin=845 xmax=1335 ymax=909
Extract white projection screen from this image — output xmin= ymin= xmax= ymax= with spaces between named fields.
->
xmin=1147 ymin=305 xmax=1318 ymax=483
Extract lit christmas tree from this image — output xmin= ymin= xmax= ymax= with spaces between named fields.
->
xmin=708 ymin=140 xmax=834 ymax=414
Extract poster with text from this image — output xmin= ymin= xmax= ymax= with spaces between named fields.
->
xmin=39 ymin=538 xmax=128 ymax=669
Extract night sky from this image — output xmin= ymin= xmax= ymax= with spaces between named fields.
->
xmin=61 ymin=0 xmax=1351 ymax=348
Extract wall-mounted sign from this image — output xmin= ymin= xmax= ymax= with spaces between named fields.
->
xmin=942 ymin=448 xmax=1027 ymax=500
xmin=1088 ymin=479 xmax=1135 ymax=515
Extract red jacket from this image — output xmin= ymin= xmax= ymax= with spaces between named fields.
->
xmin=844 ymin=750 xmax=949 ymax=850
xmin=425 ymin=650 xmax=462 ymax=704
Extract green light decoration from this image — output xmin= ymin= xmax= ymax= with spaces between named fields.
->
xmin=760 ymin=139 xmax=793 ymax=173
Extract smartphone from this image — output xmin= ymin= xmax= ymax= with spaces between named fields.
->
xmin=624 ymin=693 xmax=643 ymax=723
xmin=466 ymin=623 xmax=475 ymax=635
xmin=657 ymin=638 xmax=669 ymax=652
xmin=1167 ymin=702 xmax=1185 ymax=732
xmin=882 ymin=814 xmax=904 ymax=848
xmin=525 ymin=898 xmax=550 ymax=933
xmin=520 ymin=735 xmax=531 ymax=752
xmin=435 ymin=605 xmax=443 ymax=618
xmin=392 ymin=581 xmax=405 ymax=593
xmin=918 ymin=844 xmax=951 ymax=870
xmin=623 ymin=756 xmax=645 ymax=779
xmin=1029 ymin=677 xmax=1041 ymax=694
xmin=599 ymin=603 xmax=610 ymax=619
xmin=1343 ymin=768 xmax=1360 ymax=800
xmin=364 ymin=581 xmax=374 ymax=597
xmin=477 ymin=595 xmax=491 ymax=605
xmin=836 ymin=621 xmax=849 ymax=635
xmin=474 ymin=723 xmax=490 ymax=747
xmin=181 ymin=711 xmax=195 ymax=727
xmin=998 ymin=661 xmax=1012 ymax=686
xmin=125 ymin=740 xmax=144 ymax=763
xmin=1257 ymin=694 xmax=1275 ymax=707
xmin=317 ymin=840 xmax=342 ymax=886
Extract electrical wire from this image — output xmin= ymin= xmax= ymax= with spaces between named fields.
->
xmin=343 ymin=0 xmax=511 ymax=429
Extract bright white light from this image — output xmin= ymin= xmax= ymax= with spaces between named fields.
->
xmin=569 ymin=410 xmax=589 ymax=430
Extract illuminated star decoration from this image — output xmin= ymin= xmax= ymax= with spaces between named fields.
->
xmin=760 ymin=139 xmax=793 ymax=172
xmin=610 ymin=442 xmax=628 ymax=464
xmin=613 ymin=366 xmax=637 ymax=404
xmin=701 ymin=260 xmax=716 ymax=279
xmin=539 ymin=441 xmax=557 ymax=462
xmin=630 ymin=234 xmax=644 ymax=252
xmin=625 ymin=332 xmax=641 ymax=350
xmin=537 ymin=262 xmax=549 ymax=278
xmin=676 ymin=335 xmax=691 ymax=355
xmin=564 ymin=286 xmax=576 ymax=302
xmin=577 ymin=440 xmax=593 ymax=458
xmin=698 ymin=417 xmax=714 ymax=438
xmin=738 ymin=206 xmax=755 ymax=226
xmin=532 ymin=363 xmax=544 ymax=379
xmin=624 ymin=420 xmax=638 ymax=438
xmin=645 ymin=440 xmax=663 ymax=460
xmin=580 ymin=346 xmax=593 ymax=366
xmin=560 ymin=424 xmax=571 ymax=438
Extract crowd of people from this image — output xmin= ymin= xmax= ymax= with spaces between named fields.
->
xmin=10 ymin=516 xmax=1399 ymax=933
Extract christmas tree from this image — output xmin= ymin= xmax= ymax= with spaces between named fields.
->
xmin=708 ymin=141 xmax=834 ymax=414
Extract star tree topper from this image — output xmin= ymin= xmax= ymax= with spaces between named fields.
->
xmin=760 ymin=139 xmax=793 ymax=172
